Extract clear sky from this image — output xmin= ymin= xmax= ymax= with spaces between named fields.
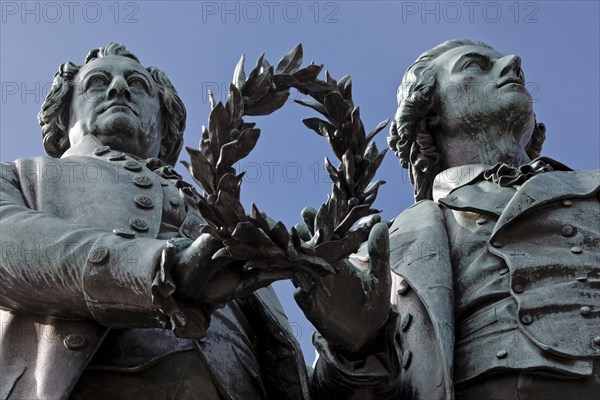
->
xmin=1 ymin=0 xmax=599 ymax=363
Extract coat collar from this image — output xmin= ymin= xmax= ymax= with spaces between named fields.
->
xmin=61 ymin=135 xmax=146 ymax=164
xmin=62 ymin=135 xmax=110 ymax=158
xmin=432 ymin=164 xmax=487 ymax=203
xmin=433 ymin=158 xmax=579 ymax=218
xmin=492 ymin=169 xmax=600 ymax=237
xmin=433 ymin=164 xmax=514 ymax=217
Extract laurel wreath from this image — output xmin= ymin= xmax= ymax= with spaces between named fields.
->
xmin=181 ymin=44 xmax=388 ymax=292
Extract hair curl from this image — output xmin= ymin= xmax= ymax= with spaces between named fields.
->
xmin=387 ymin=39 xmax=546 ymax=201
xmin=38 ymin=43 xmax=186 ymax=166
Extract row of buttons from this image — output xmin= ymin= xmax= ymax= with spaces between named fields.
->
xmin=508 ymin=198 xmax=592 ymax=331
xmin=491 ymin=199 xmax=580 ymax=249
xmin=87 ymin=146 xmax=156 ymax=265
xmin=87 ymin=146 xmax=185 ymax=265
xmin=100 ymin=147 xmax=157 ymax=234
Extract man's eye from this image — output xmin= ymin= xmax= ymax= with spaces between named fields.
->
xmin=127 ymin=77 xmax=146 ymax=90
xmin=463 ymin=59 xmax=488 ymax=70
xmin=86 ymin=76 xmax=108 ymax=89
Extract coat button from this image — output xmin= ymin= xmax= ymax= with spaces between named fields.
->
xmin=496 ymin=349 xmax=508 ymax=359
xmin=88 ymin=245 xmax=109 ymax=264
xmin=123 ymin=160 xmax=142 ymax=172
xmin=170 ymin=197 xmax=181 ymax=207
xmin=400 ymin=313 xmax=413 ymax=332
xmin=402 ymin=350 xmax=412 ymax=369
xmin=592 ymin=336 xmax=600 ymax=349
xmin=133 ymin=175 xmax=153 ymax=188
xmin=491 ymin=240 xmax=503 ymax=248
xmin=476 ymin=218 xmax=487 ymax=225
xmin=397 ymin=279 xmax=409 ymax=295
xmin=513 ymin=285 xmax=525 ymax=294
xmin=562 ymin=199 xmax=573 ymax=207
xmin=129 ymin=217 xmax=149 ymax=232
xmin=64 ymin=334 xmax=87 ymax=350
xmin=521 ymin=314 xmax=533 ymax=325
xmin=561 ymin=226 xmax=575 ymax=237
xmin=93 ymin=146 xmax=110 ymax=156
xmin=134 ymin=194 xmax=154 ymax=209
xmin=108 ymin=152 xmax=126 ymax=161
xmin=571 ymin=246 xmax=583 ymax=254
xmin=580 ymin=306 xmax=592 ymax=317
xmin=112 ymin=228 xmax=136 ymax=238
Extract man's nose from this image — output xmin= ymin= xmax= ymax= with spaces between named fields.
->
xmin=498 ymin=55 xmax=523 ymax=79
xmin=106 ymin=76 xmax=131 ymax=101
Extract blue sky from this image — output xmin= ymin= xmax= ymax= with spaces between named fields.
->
xmin=1 ymin=0 xmax=599 ymax=363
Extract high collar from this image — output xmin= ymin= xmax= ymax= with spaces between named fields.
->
xmin=61 ymin=135 xmax=108 ymax=158
xmin=431 ymin=157 xmax=573 ymax=203
xmin=61 ymin=135 xmax=147 ymax=163
xmin=431 ymin=164 xmax=488 ymax=203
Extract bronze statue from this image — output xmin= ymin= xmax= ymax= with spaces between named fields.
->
xmin=303 ymin=39 xmax=599 ymax=399
xmin=2 ymin=39 xmax=597 ymax=400
xmin=0 ymin=43 xmax=323 ymax=400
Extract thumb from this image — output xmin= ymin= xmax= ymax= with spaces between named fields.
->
xmin=367 ymin=222 xmax=390 ymax=282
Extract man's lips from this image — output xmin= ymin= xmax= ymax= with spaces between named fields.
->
xmin=99 ymin=102 xmax=138 ymax=116
xmin=497 ymin=77 xmax=525 ymax=88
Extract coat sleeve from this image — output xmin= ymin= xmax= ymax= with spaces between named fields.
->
xmin=0 ymin=161 xmax=207 ymax=337
xmin=309 ymin=309 xmax=402 ymax=399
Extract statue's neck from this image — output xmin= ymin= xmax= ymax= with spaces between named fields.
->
xmin=437 ymin=129 xmax=531 ymax=169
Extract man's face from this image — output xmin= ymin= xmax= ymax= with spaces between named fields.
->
xmin=432 ymin=44 xmax=535 ymax=148
xmin=67 ymin=55 xmax=162 ymax=159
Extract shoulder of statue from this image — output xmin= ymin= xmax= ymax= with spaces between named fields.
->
xmin=389 ymin=199 xmax=443 ymax=235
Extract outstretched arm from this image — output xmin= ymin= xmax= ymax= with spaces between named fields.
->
xmin=1 ymin=159 xmax=302 ymax=339
xmin=297 ymin=223 xmax=402 ymax=399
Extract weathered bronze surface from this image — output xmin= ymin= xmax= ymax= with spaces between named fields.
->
xmin=307 ymin=39 xmax=599 ymax=399
xmin=0 ymin=43 xmax=321 ymax=400
xmin=0 ymin=41 xmax=390 ymax=400
xmin=2 ymin=39 xmax=598 ymax=400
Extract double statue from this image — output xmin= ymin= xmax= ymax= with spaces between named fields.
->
xmin=1 ymin=39 xmax=598 ymax=399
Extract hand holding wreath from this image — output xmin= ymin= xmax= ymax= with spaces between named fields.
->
xmin=178 ymin=46 xmax=391 ymax=333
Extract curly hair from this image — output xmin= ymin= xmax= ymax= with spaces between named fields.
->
xmin=387 ymin=39 xmax=546 ymax=201
xmin=38 ymin=43 xmax=186 ymax=166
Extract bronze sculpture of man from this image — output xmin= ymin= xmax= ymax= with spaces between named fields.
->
xmin=0 ymin=43 xmax=325 ymax=400
xmin=302 ymin=39 xmax=599 ymax=399
xmin=2 ymin=39 xmax=597 ymax=400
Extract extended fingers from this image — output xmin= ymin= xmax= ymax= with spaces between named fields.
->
xmin=235 ymin=268 xmax=294 ymax=297
xmin=367 ymin=222 xmax=390 ymax=282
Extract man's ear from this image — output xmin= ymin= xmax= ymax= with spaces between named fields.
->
xmin=525 ymin=118 xmax=546 ymax=159
xmin=426 ymin=113 xmax=440 ymax=130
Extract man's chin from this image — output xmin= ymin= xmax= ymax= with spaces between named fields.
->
xmin=94 ymin=123 xmax=137 ymax=153
xmin=499 ymin=85 xmax=533 ymax=105
xmin=94 ymin=119 xmax=138 ymax=143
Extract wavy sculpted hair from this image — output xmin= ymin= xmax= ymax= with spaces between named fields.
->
xmin=387 ymin=39 xmax=546 ymax=201
xmin=38 ymin=43 xmax=186 ymax=166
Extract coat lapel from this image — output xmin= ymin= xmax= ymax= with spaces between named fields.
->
xmin=492 ymin=170 xmax=600 ymax=238
xmin=438 ymin=180 xmax=515 ymax=218
xmin=389 ymin=200 xmax=454 ymax=399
